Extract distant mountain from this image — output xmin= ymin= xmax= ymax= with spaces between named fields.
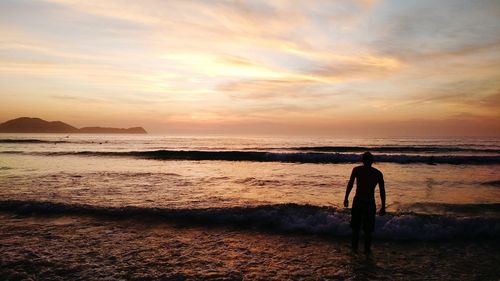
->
xmin=0 ymin=117 xmax=77 ymax=133
xmin=0 ymin=117 xmax=147 ymax=134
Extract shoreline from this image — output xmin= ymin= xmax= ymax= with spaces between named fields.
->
xmin=1 ymin=212 xmax=499 ymax=280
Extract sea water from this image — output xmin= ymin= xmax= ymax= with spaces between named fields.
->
xmin=0 ymin=134 xmax=499 ymax=279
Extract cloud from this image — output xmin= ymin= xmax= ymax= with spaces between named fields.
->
xmin=366 ymin=0 xmax=500 ymax=61
xmin=219 ymin=78 xmax=314 ymax=99
xmin=392 ymin=76 xmax=500 ymax=115
xmin=50 ymin=95 xmax=106 ymax=104
xmin=475 ymin=91 xmax=500 ymax=109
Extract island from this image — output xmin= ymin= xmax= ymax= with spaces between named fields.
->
xmin=0 ymin=117 xmax=147 ymax=134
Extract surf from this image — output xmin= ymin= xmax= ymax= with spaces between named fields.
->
xmin=1 ymin=200 xmax=498 ymax=240
xmin=3 ymin=150 xmax=499 ymax=165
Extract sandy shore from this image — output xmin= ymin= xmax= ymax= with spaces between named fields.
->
xmin=1 ymin=212 xmax=499 ymax=280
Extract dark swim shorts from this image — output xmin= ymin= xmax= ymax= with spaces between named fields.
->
xmin=350 ymin=197 xmax=376 ymax=233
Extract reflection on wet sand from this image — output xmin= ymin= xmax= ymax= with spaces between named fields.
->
xmin=1 ymin=213 xmax=499 ymax=280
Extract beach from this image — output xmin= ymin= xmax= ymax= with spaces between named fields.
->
xmin=1 ymin=212 xmax=499 ymax=280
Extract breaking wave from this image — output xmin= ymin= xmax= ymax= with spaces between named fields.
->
xmin=290 ymin=145 xmax=500 ymax=154
xmin=0 ymin=200 xmax=498 ymax=240
xmin=0 ymin=139 xmax=67 ymax=144
xmin=396 ymin=202 xmax=500 ymax=216
xmin=481 ymin=180 xmax=500 ymax=187
xmin=7 ymin=150 xmax=500 ymax=165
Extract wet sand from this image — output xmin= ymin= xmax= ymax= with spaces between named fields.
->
xmin=1 ymin=212 xmax=499 ymax=280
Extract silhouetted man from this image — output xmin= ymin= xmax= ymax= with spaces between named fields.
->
xmin=344 ymin=152 xmax=385 ymax=253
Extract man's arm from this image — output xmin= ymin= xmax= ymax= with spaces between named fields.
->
xmin=344 ymin=168 xmax=356 ymax=207
xmin=379 ymin=173 xmax=386 ymax=215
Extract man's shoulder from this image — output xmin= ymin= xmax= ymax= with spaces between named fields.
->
xmin=371 ymin=167 xmax=383 ymax=176
xmin=353 ymin=165 xmax=364 ymax=171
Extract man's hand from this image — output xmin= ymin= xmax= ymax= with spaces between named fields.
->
xmin=343 ymin=198 xmax=349 ymax=208
xmin=378 ymin=207 xmax=386 ymax=216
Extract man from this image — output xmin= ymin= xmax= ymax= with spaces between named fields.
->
xmin=344 ymin=151 xmax=385 ymax=253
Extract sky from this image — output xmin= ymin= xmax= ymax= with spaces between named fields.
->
xmin=0 ymin=0 xmax=499 ymax=136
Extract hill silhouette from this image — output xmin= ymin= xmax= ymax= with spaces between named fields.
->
xmin=0 ymin=117 xmax=147 ymax=134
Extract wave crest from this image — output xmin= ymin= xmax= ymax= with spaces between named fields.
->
xmin=0 ymin=200 xmax=498 ymax=240
xmin=292 ymin=145 xmax=500 ymax=154
xmin=0 ymin=139 xmax=67 ymax=144
xmin=36 ymin=150 xmax=500 ymax=165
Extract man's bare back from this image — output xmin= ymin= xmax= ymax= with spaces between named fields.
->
xmin=350 ymin=165 xmax=384 ymax=201
xmin=343 ymin=153 xmax=385 ymax=215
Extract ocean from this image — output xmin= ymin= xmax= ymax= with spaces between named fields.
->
xmin=1 ymin=134 xmax=499 ymax=280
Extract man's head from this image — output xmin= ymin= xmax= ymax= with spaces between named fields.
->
xmin=362 ymin=151 xmax=374 ymax=166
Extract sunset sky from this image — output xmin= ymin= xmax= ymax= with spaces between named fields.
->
xmin=0 ymin=0 xmax=499 ymax=136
